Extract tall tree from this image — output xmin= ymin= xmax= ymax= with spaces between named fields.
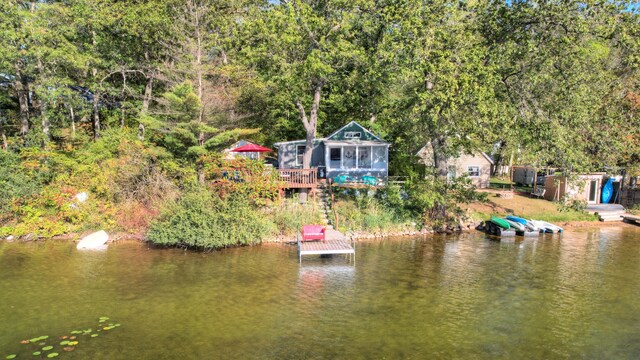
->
xmin=245 ymin=0 xmax=366 ymax=201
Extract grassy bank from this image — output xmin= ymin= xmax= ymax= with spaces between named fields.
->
xmin=465 ymin=190 xmax=598 ymax=223
xmin=332 ymin=198 xmax=415 ymax=234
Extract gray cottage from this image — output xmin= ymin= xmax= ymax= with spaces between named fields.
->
xmin=273 ymin=121 xmax=390 ymax=183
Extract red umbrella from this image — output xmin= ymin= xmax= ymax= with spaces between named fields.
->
xmin=231 ymin=143 xmax=272 ymax=153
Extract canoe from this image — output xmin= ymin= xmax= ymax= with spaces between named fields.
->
xmin=530 ymin=220 xmax=563 ymax=233
xmin=507 ymin=215 xmax=540 ymax=232
xmin=503 ymin=219 xmax=526 ymax=232
xmin=490 ymin=216 xmax=510 ymax=230
xmin=602 ymin=178 xmax=613 ymax=204
xmin=506 ymin=215 xmax=527 ymax=225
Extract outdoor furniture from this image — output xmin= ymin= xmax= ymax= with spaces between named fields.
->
xmin=333 ymin=175 xmax=351 ymax=184
xmin=362 ymin=176 xmax=377 ymax=186
xmin=301 ymin=225 xmax=326 ymax=242
xmin=531 ymin=187 xmax=546 ymax=198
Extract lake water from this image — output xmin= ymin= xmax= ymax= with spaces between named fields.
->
xmin=2 ymin=227 xmax=640 ymax=359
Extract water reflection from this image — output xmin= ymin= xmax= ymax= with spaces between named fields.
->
xmin=2 ymin=227 xmax=640 ymax=359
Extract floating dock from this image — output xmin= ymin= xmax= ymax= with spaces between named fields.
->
xmin=622 ymin=214 xmax=640 ymax=226
xmin=297 ymin=229 xmax=355 ymax=264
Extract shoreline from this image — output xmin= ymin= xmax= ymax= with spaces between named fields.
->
xmin=2 ymin=220 xmax=637 ymax=245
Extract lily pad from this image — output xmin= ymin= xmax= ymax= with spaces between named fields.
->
xmin=6 ymin=355 xmax=17 ymax=359
xmin=90 ymin=334 xmax=98 ymax=338
xmin=32 ymin=352 xmax=41 ymax=356
xmin=42 ymin=346 xmax=53 ymax=351
xmin=59 ymin=341 xmax=69 ymax=346
xmin=68 ymin=341 xmax=78 ymax=346
xmin=47 ymin=353 xmax=58 ymax=358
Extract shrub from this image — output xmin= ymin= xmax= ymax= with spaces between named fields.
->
xmin=0 ymin=151 xmax=44 ymax=221
xmin=557 ymin=197 xmax=588 ymax=213
xmin=146 ymin=188 xmax=272 ymax=250
xmin=266 ymin=199 xmax=322 ymax=236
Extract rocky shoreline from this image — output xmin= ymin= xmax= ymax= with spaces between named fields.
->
xmin=2 ymin=220 xmax=636 ymax=245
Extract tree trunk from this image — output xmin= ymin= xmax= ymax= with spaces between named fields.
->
xmin=431 ymin=135 xmax=449 ymax=181
xmin=15 ymin=65 xmax=30 ymax=140
xmin=92 ymin=91 xmax=101 ymax=140
xmin=69 ymin=104 xmax=76 ymax=139
xmin=430 ymin=135 xmax=449 ymax=231
xmin=138 ymin=123 xmax=145 ymax=141
xmin=2 ymin=132 xmax=7 ymax=151
xmin=36 ymin=58 xmax=50 ymax=143
xmin=189 ymin=0 xmax=205 ymax=124
xmin=142 ymin=73 xmax=154 ymax=114
xmin=295 ymin=82 xmax=323 ymax=203
xmin=41 ymin=102 xmax=50 ymax=143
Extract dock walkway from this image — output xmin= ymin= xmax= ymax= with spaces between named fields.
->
xmin=297 ymin=228 xmax=355 ymax=264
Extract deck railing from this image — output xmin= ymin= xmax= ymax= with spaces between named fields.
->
xmin=278 ymin=168 xmax=318 ymax=188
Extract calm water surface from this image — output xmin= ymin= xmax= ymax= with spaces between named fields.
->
xmin=2 ymin=227 xmax=640 ymax=359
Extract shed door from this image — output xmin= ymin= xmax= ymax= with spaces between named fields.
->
xmin=588 ymin=180 xmax=599 ymax=204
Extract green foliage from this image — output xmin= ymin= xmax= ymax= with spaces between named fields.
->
xmin=0 ymin=151 xmax=43 ymax=218
xmin=333 ymin=176 xmax=486 ymax=231
xmin=202 ymin=155 xmax=283 ymax=206
xmin=557 ymin=198 xmax=588 ymax=213
xmin=146 ymin=188 xmax=272 ymax=250
xmin=266 ymin=200 xmax=322 ymax=236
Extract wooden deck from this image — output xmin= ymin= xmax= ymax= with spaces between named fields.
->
xmin=278 ymin=168 xmax=318 ymax=189
xmin=297 ymin=229 xmax=355 ymax=264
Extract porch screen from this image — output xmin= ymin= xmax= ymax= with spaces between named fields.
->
xmin=343 ymin=146 xmax=356 ymax=168
xmin=373 ymin=146 xmax=386 ymax=169
xmin=358 ymin=147 xmax=372 ymax=169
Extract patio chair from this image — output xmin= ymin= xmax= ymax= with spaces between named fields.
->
xmin=301 ymin=225 xmax=326 ymax=242
xmin=333 ymin=175 xmax=350 ymax=184
xmin=531 ymin=187 xmax=546 ymax=198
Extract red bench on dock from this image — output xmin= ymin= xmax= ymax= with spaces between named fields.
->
xmin=301 ymin=225 xmax=326 ymax=242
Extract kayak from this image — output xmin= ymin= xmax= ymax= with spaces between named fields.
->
xmin=530 ymin=220 xmax=563 ymax=233
xmin=503 ymin=219 xmax=526 ymax=232
xmin=490 ymin=216 xmax=510 ymax=230
xmin=602 ymin=178 xmax=613 ymax=204
xmin=507 ymin=215 xmax=540 ymax=232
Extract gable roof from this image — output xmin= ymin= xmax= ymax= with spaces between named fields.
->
xmin=272 ymin=138 xmax=325 ymax=147
xmin=416 ymin=143 xmax=494 ymax=165
xmin=480 ymin=152 xmax=494 ymax=165
xmin=326 ymin=121 xmax=384 ymax=142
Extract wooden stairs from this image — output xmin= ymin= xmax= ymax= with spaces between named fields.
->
xmin=586 ymin=204 xmax=626 ymax=222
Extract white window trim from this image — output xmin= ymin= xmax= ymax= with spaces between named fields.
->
xmin=344 ymin=131 xmax=362 ymax=139
xmin=327 ymin=145 xmax=384 ymax=170
xmin=468 ymin=166 xmax=480 ymax=177
xmin=296 ymin=145 xmax=305 ymax=167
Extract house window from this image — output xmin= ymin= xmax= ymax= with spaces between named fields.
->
xmin=296 ymin=145 xmax=305 ymax=166
xmin=468 ymin=166 xmax=480 ymax=177
xmin=330 ymin=148 xmax=341 ymax=161
xmin=344 ymin=131 xmax=361 ymax=139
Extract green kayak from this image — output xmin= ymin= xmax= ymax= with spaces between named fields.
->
xmin=490 ymin=216 xmax=510 ymax=230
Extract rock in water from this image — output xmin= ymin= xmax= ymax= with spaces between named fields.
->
xmin=77 ymin=230 xmax=109 ymax=250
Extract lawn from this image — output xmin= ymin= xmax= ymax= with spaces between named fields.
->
xmin=466 ymin=190 xmax=598 ymax=223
